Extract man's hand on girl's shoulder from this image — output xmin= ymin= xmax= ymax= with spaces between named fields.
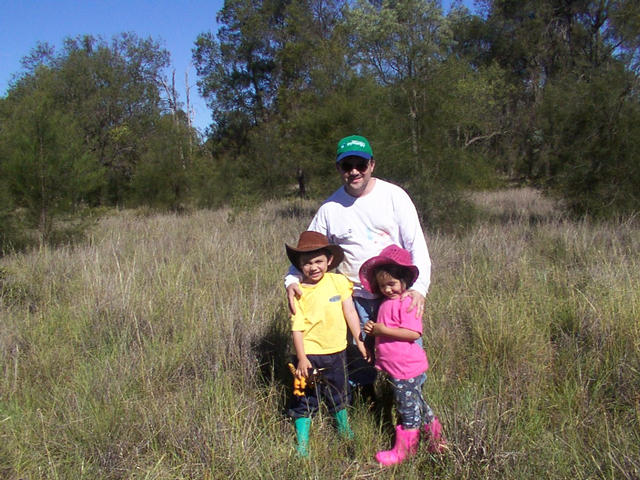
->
xmin=402 ymin=289 xmax=425 ymax=319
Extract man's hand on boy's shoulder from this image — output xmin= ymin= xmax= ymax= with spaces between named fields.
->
xmin=287 ymin=283 xmax=303 ymax=315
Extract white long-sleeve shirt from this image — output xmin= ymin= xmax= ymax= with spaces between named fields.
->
xmin=286 ymin=179 xmax=431 ymax=299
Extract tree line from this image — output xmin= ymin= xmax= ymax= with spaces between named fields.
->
xmin=1 ymin=0 xmax=639 ymax=249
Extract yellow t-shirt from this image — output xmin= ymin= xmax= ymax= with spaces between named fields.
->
xmin=291 ymin=272 xmax=353 ymax=355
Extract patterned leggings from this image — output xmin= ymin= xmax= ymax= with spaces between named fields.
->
xmin=389 ymin=372 xmax=434 ymax=429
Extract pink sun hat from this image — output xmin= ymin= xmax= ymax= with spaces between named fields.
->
xmin=359 ymin=244 xmax=419 ymax=294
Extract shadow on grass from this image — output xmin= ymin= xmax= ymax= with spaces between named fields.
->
xmin=254 ymin=308 xmax=294 ymax=414
xmin=253 ymin=307 xmax=398 ymax=435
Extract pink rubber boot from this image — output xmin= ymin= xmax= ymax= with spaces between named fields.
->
xmin=375 ymin=425 xmax=420 ymax=466
xmin=424 ymin=417 xmax=447 ymax=453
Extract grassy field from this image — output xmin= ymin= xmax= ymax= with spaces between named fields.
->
xmin=1 ymin=188 xmax=638 ymax=479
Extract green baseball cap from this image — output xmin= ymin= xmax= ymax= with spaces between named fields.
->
xmin=336 ymin=135 xmax=373 ymax=163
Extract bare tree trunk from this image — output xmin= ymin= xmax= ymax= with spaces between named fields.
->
xmin=160 ymin=69 xmax=179 ymax=122
xmin=410 ymin=88 xmax=419 ymax=157
xmin=38 ymin=132 xmax=48 ymax=246
xmin=185 ymin=70 xmax=192 ymax=131
xmin=297 ymin=167 xmax=306 ymax=198
xmin=185 ymin=70 xmax=194 ymax=160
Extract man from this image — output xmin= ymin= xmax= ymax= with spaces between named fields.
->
xmin=285 ymin=134 xmax=431 ymax=394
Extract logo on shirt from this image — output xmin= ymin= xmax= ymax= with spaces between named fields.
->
xmin=329 ymin=295 xmax=341 ymax=303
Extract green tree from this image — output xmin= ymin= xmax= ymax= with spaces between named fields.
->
xmin=269 ymin=0 xmax=364 ymax=196
xmin=0 ymin=98 xmax=22 ymax=252
xmin=54 ymin=34 xmax=171 ymax=203
xmin=8 ymin=34 xmax=195 ymax=209
xmin=345 ymin=0 xmax=452 ymax=158
xmin=0 ymin=67 xmax=104 ymax=244
xmin=468 ymin=0 xmax=640 ymax=184
xmin=194 ymin=0 xmax=283 ymax=135
xmin=129 ymin=115 xmax=195 ymax=210
xmin=194 ymin=0 xmax=363 ymax=199
xmin=540 ymin=67 xmax=640 ymax=216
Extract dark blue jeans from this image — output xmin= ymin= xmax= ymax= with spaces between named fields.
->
xmin=288 ymin=350 xmax=349 ymax=418
xmin=346 ymin=296 xmax=380 ymax=388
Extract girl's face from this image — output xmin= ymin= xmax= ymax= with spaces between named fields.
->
xmin=376 ymin=271 xmax=406 ymax=299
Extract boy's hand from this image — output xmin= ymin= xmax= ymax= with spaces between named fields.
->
xmin=365 ymin=346 xmax=375 ymax=364
xmin=356 ymin=340 xmax=369 ymax=362
xmin=296 ymin=357 xmax=312 ymax=378
xmin=287 ymin=283 xmax=303 ymax=315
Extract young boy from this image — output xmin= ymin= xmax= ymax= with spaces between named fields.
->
xmin=285 ymin=231 xmax=368 ymax=457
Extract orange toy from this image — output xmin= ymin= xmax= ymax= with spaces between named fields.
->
xmin=287 ymin=363 xmax=326 ymax=396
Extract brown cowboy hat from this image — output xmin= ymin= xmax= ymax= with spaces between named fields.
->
xmin=285 ymin=231 xmax=344 ymax=270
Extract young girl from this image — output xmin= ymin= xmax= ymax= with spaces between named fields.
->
xmin=359 ymin=244 xmax=445 ymax=466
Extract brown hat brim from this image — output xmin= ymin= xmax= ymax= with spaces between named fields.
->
xmin=286 ymin=243 xmax=344 ymax=271
xmin=285 ymin=231 xmax=344 ymax=271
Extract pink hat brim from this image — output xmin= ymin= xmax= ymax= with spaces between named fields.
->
xmin=359 ymin=253 xmax=419 ymax=294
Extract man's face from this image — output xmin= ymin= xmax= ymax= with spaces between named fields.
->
xmin=299 ymin=252 xmax=332 ymax=284
xmin=337 ymin=156 xmax=375 ymax=197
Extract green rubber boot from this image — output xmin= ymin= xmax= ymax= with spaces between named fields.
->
xmin=294 ymin=417 xmax=311 ymax=457
xmin=333 ymin=409 xmax=354 ymax=440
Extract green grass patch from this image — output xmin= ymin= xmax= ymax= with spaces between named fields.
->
xmin=1 ymin=191 xmax=639 ymax=478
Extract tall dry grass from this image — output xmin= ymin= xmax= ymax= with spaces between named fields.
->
xmin=430 ymin=189 xmax=639 ymax=478
xmin=1 ymin=190 xmax=638 ymax=479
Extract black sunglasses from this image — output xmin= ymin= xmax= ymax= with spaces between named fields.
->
xmin=339 ymin=159 xmax=370 ymax=173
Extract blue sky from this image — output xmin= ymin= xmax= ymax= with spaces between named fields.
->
xmin=1 ymin=0 xmax=224 ymax=132
xmin=1 ymin=0 xmax=474 ymax=133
